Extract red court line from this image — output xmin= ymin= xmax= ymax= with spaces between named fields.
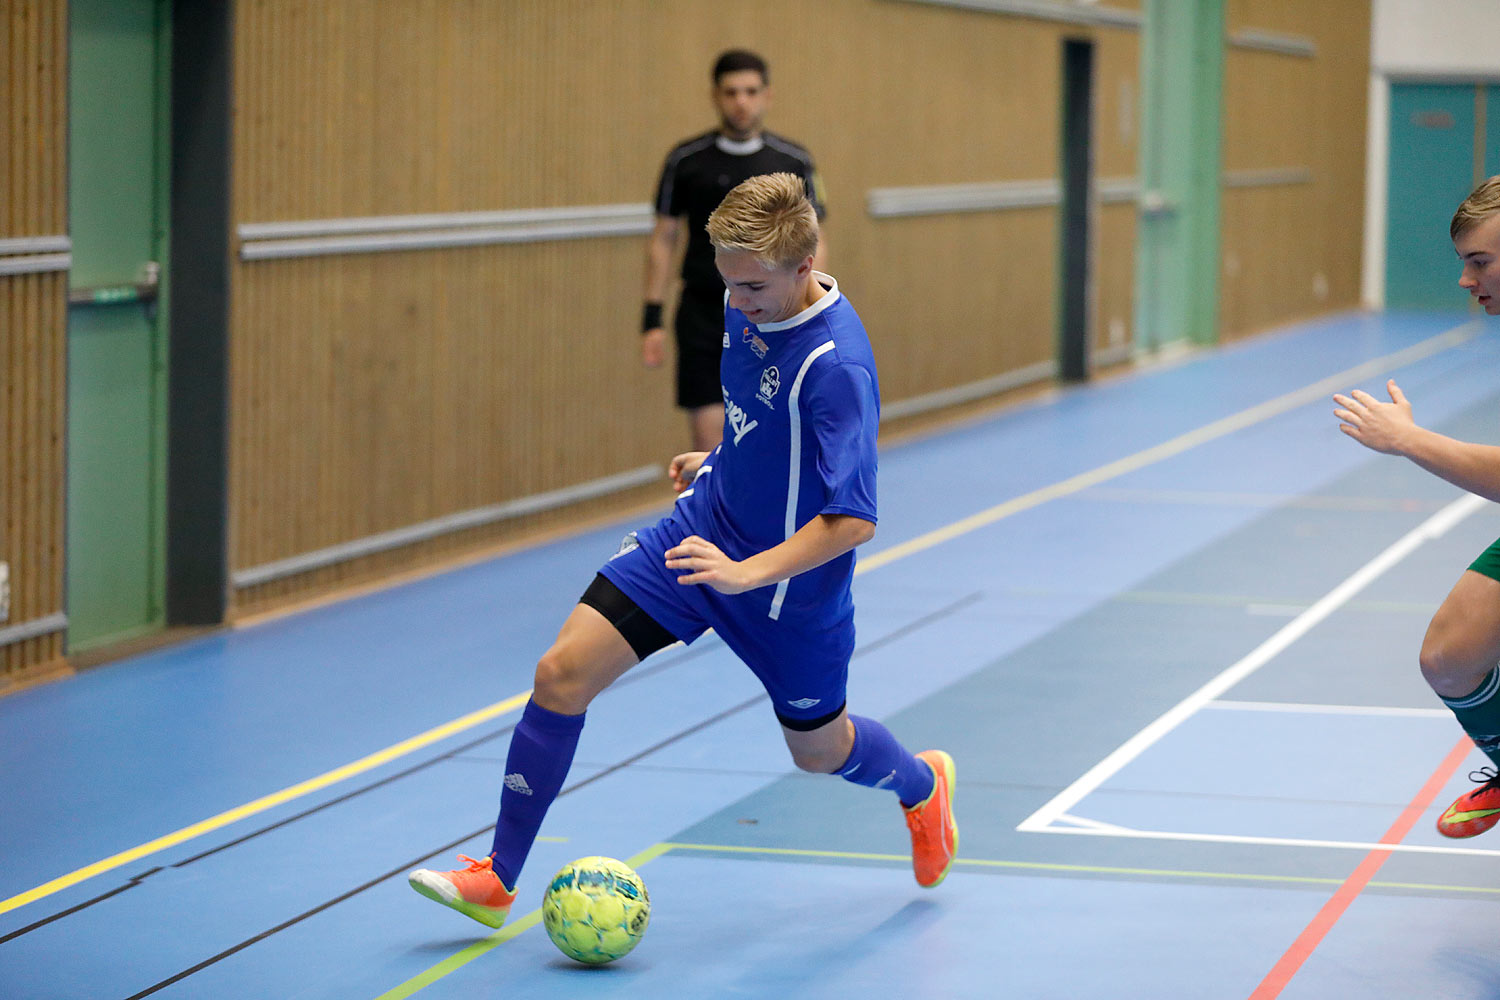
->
xmin=1248 ymin=735 xmax=1474 ymax=999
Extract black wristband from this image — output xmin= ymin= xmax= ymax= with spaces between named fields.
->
xmin=642 ymin=302 xmax=663 ymax=333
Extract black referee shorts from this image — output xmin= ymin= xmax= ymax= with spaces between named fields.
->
xmin=674 ymin=282 xmax=727 ymax=410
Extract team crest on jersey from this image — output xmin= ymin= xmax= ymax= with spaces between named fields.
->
xmin=757 ymin=366 xmax=781 ymax=407
xmin=742 ymin=327 xmax=769 ymax=359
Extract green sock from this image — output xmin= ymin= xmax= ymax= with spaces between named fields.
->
xmin=1441 ymin=667 xmax=1500 ymax=768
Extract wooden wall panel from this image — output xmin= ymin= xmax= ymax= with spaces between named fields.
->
xmin=1 ymin=0 xmax=68 ymax=683
xmin=1220 ymin=0 xmax=1370 ymax=339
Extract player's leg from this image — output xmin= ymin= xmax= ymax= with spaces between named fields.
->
xmin=689 ymin=402 xmax=725 ymax=452
xmin=674 ymin=284 xmax=726 ymax=451
xmin=779 ymin=706 xmax=957 ymax=887
xmin=409 ymin=575 xmax=678 ymax=926
xmin=1421 ymin=562 xmax=1500 ymax=837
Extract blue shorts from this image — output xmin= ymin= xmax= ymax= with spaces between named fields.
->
xmin=597 ymin=510 xmax=854 ymax=726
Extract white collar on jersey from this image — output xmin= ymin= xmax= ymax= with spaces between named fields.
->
xmin=715 ymin=133 xmax=765 ymax=155
xmin=754 ymin=272 xmax=840 ymax=332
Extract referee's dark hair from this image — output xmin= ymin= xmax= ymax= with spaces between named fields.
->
xmin=713 ymin=49 xmax=768 ymax=85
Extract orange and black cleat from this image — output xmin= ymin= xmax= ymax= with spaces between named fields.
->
xmin=1437 ymin=767 xmax=1500 ymax=839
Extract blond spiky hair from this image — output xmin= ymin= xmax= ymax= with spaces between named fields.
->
xmin=706 ymin=172 xmax=820 ymax=270
xmin=1452 ymin=176 xmax=1500 ymax=240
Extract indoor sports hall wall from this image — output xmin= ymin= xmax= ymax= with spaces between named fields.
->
xmin=0 ymin=1 xmax=69 ymax=681
xmin=0 ymin=0 xmax=1374 ymax=679
xmin=1219 ymin=0 xmax=1369 ymax=339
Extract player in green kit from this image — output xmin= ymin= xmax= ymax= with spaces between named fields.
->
xmin=1334 ymin=175 xmax=1500 ymax=837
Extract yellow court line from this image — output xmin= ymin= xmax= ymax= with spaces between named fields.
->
xmin=372 ymin=842 xmax=675 ymax=1000
xmin=661 ymin=841 xmax=1500 ymax=896
xmin=0 ymin=691 xmax=532 ymax=916
xmin=6 ymin=321 xmax=1476 ymax=919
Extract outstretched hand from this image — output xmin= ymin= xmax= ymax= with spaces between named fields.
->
xmin=1332 ymin=379 xmax=1414 ymax=455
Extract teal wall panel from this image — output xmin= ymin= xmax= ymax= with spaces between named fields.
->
xmin=1133 ymin=0 xmax=1224 ymax=349
xmin=1385 ymin=83 xmax=1475 ymax=311
xmin=1487 ymin=84 xmax=1500 ymax=178
xmin=67 ymin=0 xmax=169 ymax=650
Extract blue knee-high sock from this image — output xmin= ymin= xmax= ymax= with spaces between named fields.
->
xmin=488 ymin=698 xmax=585 ymax=888
xmin=1442 ymin=667 xmax=1500 ymax=768
xmin=835 ymin=715 xmax=934 ymax=808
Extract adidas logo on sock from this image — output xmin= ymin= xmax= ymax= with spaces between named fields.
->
xmin=504 ymin=772 xmax=533 ymax=796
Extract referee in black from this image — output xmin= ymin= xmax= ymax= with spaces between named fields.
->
xmin=642 ymin=49 xmax=827 ymax=450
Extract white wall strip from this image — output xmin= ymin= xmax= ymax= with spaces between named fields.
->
xmin=885 ymin=0 xmax=1141 ymax=29
xmin=868 ymin=176 xmax=1138 ymax=219
xmin=882 ymin=359 xmax=1057 ymax=421
xmin=238 ymin=203 xmax=655 ymax=261
xmin=1223 ymin=166 xmax=1313 ymax=188
xmin=231 ymin=463 xmax=662 ymax=588
xmin=1228 ymin=28 xmax=1317 ymax=58
xmin=0 ymin=235 xmax=70 ymax=255
xmin=0 ymin=253 xmax=71 ymax=276
xmin=0 ymin=613 xmax=68 ymax=648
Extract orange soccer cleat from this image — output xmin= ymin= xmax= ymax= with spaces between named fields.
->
xmin=408 ymin=854 xmax=518 ymax=928
xmin=904 ymin=749 xmax=958 ymax=888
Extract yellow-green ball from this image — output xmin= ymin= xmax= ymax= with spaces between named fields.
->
xmin=541 ymin=857 xmax=650 ymax=965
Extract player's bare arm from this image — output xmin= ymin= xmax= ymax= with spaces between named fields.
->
xmin=665 ymin=513 xmax=875 ymax=595
xmin=641 ymin=215 xmax=683 ymax=368
xmin=1335 ymin=378 xmax=1500 ymax=502
xmin=667 ymin=450 xmax=710 ymax=492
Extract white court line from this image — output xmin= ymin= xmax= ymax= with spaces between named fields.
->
xmin=1206 ymin=700 xmax=1453 ymax=719
xmin=1017 ymin=491 xmax=1488 ymax=834
xmin=1053 ymin=813 xmax=1135 ymax=833
xmin=1034 ymin=823 xmax=1500 ymax=858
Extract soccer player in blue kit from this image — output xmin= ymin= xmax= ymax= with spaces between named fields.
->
xmin=409 ymin=172 xmax=958 ymax=930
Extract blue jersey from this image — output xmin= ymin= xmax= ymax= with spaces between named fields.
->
xmin=674 ymin=273 xmax=879 ymax=625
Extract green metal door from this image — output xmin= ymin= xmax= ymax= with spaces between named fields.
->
xmin=67 ymin=0 xmax=170 ymax=651
xmin=1385 ymin=82 xmax=1478 ymax=311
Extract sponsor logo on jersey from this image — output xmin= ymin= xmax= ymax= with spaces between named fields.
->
xmin=787 ymin=697 xmax=821 ymax=709
xmin=504 ymin=772 xmax=534 ymax=796
xmin=743 ymin=326 xmax=768 ymax=359
xmin=723 ymin=328 xmax=731 ymax=348
xmin=723 ymin=388 xmax=759 ymax=445
xmin=757 ymin=366 xmax=781 ymax=407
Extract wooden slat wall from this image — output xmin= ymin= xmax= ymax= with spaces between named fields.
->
xmin=1220 ymin=0 xmax=1370 ymax=339
xmin=229 ymin=0 xmax=1148 ymax=616
xmin=1 ymin=0 xmax=68 ymax=683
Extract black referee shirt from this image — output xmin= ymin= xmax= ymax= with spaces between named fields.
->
xmin=653 ymin=130 xmax=826 ymax=290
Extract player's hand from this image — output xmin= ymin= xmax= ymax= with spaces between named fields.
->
xmin=665 ymin=535 xmax=757 ymax=593
xmin=641 ymin=328 xmax=666 ymax=368
xmin=1333 ymin=379 xmax=1414 ymax=455
xmin=667 ymin=451 xmax=709 ymax=493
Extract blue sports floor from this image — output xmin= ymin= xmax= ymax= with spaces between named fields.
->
xmin=6 ymin=310 xmax=1500 ymax=999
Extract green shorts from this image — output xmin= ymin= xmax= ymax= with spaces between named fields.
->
xmin=1470 ymin=537 xmax=1500 ymax=582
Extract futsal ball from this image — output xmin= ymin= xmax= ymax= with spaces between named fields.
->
xmin=540 ymin=856 xmax=650 ymax=965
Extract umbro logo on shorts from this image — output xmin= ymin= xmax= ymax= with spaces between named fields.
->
xmin=787 ymin=697 xmax=820 ymax=709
